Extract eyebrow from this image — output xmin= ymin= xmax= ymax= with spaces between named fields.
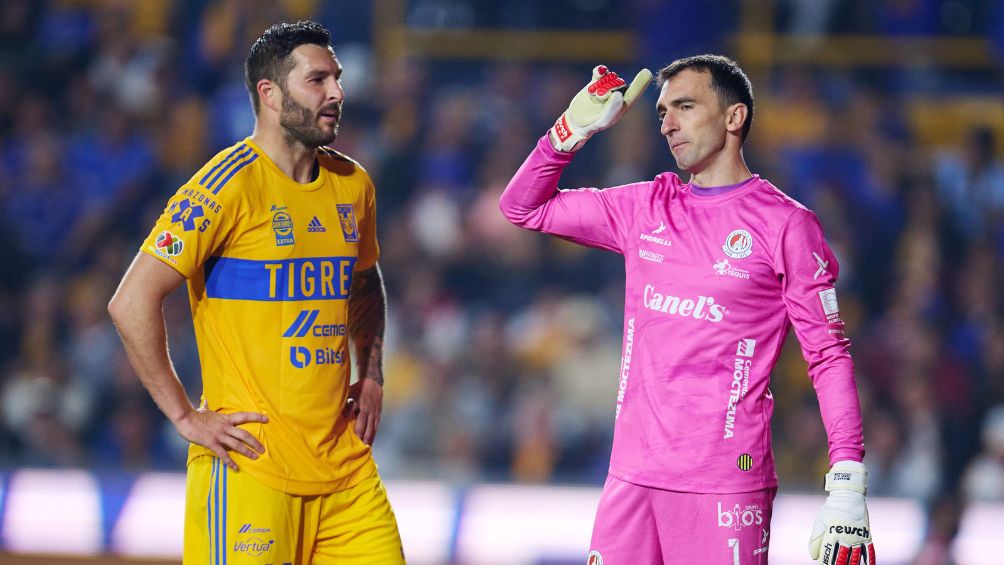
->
xmin=305 ymin=66 xmax=343 ymax=79
xmin=657 ymin=96 xmax=698 ymax=112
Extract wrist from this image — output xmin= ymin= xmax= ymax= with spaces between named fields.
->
xmin=831 ymin=459 xmax=866 ymax=471
xmin=360 ymin=375 xmax=384 ymax=387
xmin=551 ymin=113 xmax=574 ymax=146
xmin=549 ymin=114 xmax=587 ymax=153
xmin=825 ymin=460 xmax=868 ymax=494
xmin=547 ymin=128 xmax=563 ymax=151
xmin=170 ymin=404 xmax=198 ymax=428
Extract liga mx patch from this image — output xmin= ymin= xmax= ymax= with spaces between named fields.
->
xmin=154 ymin=231 xmax=183 ymax=262
xmin=587 ymin=550 xmax=603 ymax=565
xmin=738 ymin=453 xmax=753 ymax=471
xmin=336 ymin=204 xmax=359 ymax=242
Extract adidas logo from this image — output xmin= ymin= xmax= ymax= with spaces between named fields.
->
xmin=307 ymin=216 xmax=326 ymax=233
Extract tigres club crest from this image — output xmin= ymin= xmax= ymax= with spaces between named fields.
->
xmin=336 ymin=204 xmax=360 ymax=242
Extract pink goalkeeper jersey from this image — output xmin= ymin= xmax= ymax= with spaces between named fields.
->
xmin=500 ymin=136 xmax=865 ymax=493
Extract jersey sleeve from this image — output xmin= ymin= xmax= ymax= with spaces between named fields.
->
xmin=774 ymin=207 xmax=865 ymax=465
xmin=140 ymin=182 xmax=241 ymax=278
xmin=499 ymin=135 xmax=641 ymax=254
xmin=355 ymin=171 xmax=379 ymax=271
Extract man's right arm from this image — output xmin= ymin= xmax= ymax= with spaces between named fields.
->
xmin=108 ymin=252 xmax=267 ymax=470
xmin=499 ymin=65 xmax=651 ymax=252
xmin=499 ymin=134 xmax=656 ymax=254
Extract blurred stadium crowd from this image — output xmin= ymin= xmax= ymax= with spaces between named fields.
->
xmin=0 ymin=0 xmax=1002 ymax=557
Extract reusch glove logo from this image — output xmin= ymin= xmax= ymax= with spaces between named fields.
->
xmin=829 ymin=525 xmax=870 ymax=538
xmin=553 ymin=115 xmax=573 ymax=143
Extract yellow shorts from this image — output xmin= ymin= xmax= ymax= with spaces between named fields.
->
xmin=183 ymin=455 xmax=405 ymax=564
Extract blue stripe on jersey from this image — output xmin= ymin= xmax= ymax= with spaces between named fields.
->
xmin=201 ymin=144 xmax=248 ymax=186
xmin=202 ymin=146 xmax=252 ymax=191
xmin=206 ymin=461 xmax=212 ymax=564
xmin=210 ymin=153 xmax=258 ymax=195
xmin=222 ymin=465 xmax=227 ymax=565
xmin=204 ymin=256 xmax=357 ymax=301
xmin=213 ymin=458 xmax=220 ymax=565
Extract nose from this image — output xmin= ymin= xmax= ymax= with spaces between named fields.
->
xmin=660 ymin=111 xmax=677 ymax=137
xmin=328 ymin=78 xmax=344 ymax=103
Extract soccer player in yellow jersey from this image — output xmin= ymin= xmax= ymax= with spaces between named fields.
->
xmin=108 ymin=21 xmax=405 ymax=564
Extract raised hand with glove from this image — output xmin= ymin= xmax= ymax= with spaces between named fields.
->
xmin=809 ymin=460 xmax=876 ymax=565
xmin=549 ymin=64 xmax=652 ymax=152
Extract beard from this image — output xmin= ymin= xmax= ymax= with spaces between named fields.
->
xmin=279 ymin=91 xmax=340 ymax=148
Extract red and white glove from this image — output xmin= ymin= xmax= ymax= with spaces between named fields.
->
xmin=809 ymin=460 xmax=876 ymax=565
xmin=548 ymin=64 xmax=652 ymax=152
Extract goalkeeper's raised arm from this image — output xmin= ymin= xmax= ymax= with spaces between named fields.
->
xmin=499 ymin=65 xmax=652 ymax=250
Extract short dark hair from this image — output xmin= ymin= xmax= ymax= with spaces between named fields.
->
xmin=657 ymin=55 xmax=754 ymax=143
xmin=245 ymin=20 xmax=332 ymax=113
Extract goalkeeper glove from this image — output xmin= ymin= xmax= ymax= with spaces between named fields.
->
xmin=548 ymin=65 xmax=652 ymax=152
xmin=809 ymin=460 xmax=876 ymax=565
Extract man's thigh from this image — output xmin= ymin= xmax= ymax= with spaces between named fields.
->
xmin=588 ymin=475 xmax=662 ymax=565
xmin=184 ymin=455 xmax=302 ymax=565
xmin=651 ymin=487 xmax=776 ymax=565
xmin=310 ymin=474 xmax=405 ymax=565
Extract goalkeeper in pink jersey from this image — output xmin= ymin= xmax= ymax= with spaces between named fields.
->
xmin=500 ymin=55 xmax=876 ymax=565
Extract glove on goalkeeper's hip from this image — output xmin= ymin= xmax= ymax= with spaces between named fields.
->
xmin=809 ymin=460 xmax=876 ymax=565
xmin=548 ymin=65 xmax=652 ymax=152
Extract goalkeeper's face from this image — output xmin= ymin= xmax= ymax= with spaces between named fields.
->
xmin=278 ymin=44 xmax=345 ymax=148
xmin=656 ymin=69 xmax=733 ymax=174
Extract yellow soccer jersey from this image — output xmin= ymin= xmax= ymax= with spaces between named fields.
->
xmin=142 ymin=138 xmax=378 ymax=495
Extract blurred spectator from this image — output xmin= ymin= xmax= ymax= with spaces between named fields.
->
xmin=962 ymin=404 xmax=1004 ymax=501
xmin=934 ymin=126 xmax=1004 ymax=243
xmin=1 ymin=357 xmax=92 ymax=468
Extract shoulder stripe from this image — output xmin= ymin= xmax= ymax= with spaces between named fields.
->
xmin=210 ymin=153 xmax=258 ymax=195
xmin=203 ymin=146 xmax=252 ymax=192
xmin=200 ymin=144 xmax=248 ymax=186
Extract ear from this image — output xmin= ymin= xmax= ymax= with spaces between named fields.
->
xmin=726 ymin=103 xmax=748 ymax=135
xmin=257 ymin=79 xmax=281 ymax=113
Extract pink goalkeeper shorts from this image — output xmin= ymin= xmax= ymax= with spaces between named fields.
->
xmin=587 ymin=475 xmax=776 ymax=565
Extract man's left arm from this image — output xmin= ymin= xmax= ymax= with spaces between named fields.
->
xmin=346 ymin=262 xmax=386 ymax=446
xmin=776 ymin=208 xmax=863 ymax=463
xmin=775 ymin=208 xmax=874 ymax=565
